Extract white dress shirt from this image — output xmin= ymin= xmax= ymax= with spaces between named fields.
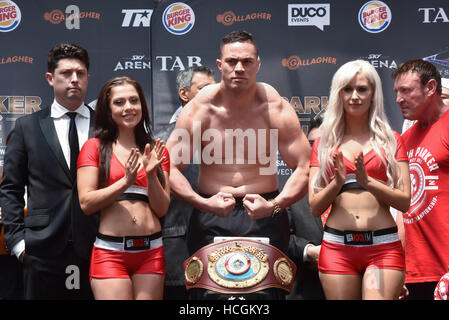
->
xmin=169 ymin=106 xmax=183 ymax=124
xmin=51 ymin=100 xmax=91 ymax=168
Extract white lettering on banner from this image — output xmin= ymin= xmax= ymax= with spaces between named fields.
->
xmin=114 ymin=55 xmax=151 ymax=72
xmin=65 ymin=5 xmax=80 ymax=29
xmin=169 ymin=122 xmax=278 ymax=175
xmin=419 ymin=8 xmax=449 ymax=23
xmin=365 ymin=53 xmax=398 ymax=69
xmin=65 ymin=265 xmax=80 ymax=290
xmin=121 ymin=9 xmax=153 ymax=27
xmin=403 ymin=147 xmax=440 ymax=224
xmin=155 ymin=56 xmax=202 ymax=71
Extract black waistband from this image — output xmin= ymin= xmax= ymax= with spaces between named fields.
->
xmin=338 ymin=181 xmax=366 ymax=195
xmin=117 ymin=193 xmax=149 ymax=202
xmin=199 ymin=191 xmax=279 ymax=208
xmin=97 ymin=231 xmax=162 ymax=243
xmin=324 ymin=225 xmax=398 ymax=236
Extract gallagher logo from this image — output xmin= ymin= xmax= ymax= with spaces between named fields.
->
xmin=0 ymin=0 xmax=21 ymax=32
xmin=282 ymin=55 xmax=336 ymax=70
xmin=0 ymin=55 xmax=34 ymax=65
xmin=43 ymin=5 xmax=100 ymax=30
xmin=216 ymin=11 xmax=271 ymax=26
xmin=358 ymin=1 xmax=392 ymax=33
xmin=163 ymin=2 xmax=195 ymax=35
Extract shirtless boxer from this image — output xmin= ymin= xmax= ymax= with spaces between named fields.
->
xmin=166 ymin=31 xmax=311 ymax=256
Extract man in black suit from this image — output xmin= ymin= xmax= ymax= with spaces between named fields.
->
xmin=0 ymin=43 xmax=98 ymax=299
xmin=286 ymin=114 xmax=325 ymax=300
xmin=155 ymin=66 xmax=215 ymax=299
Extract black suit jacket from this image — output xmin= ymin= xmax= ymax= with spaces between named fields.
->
xmin=155 ymin=122 xmax=198 ymax=286
xmin=0 ymin=105 xmax=98 ymax=259
xmin=286 ymin=196 xmax=325 ymax=300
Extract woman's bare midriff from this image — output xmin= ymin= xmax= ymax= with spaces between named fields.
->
xmin=98 ymin=200 xmax=161 ymax=236
xmin=325 ymin=189 xmax=397 ymax=231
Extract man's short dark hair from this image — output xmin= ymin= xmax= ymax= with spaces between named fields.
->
xmin=392 ymin=59 xmax=442 ymax=95
xmin=47 ymin=43 xmax=90 ymax=74
xmin=220 ymin=30 xmax=258 ymax=57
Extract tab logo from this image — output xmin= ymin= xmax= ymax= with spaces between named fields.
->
xmin=288 ymin=4 xmax=330 ymax=31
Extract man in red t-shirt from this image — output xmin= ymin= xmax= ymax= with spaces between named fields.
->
xmin=393 ymin=60 xmax=449 ymax=300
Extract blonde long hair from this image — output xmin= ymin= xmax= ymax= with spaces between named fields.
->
xmin=312 ymin=60 xmax=401 ymax=191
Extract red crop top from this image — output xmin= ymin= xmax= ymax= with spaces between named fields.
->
xmin=310 ymin=131 xmax=408 ymax=183
xmin=77 ymin=138 xmax=170 ymax=188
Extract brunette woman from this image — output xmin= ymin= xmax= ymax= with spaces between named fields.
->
xmin=77 ymin=76 xmax=170 ymax=299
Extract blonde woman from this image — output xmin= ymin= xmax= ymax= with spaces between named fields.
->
xmin=309 ymin=60 xmax=411 ymax=299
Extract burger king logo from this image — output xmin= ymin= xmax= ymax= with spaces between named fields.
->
xmin=162 ymin=2 xmax=195 ymax=35
xmin=358 ymin=1 xmax=392 ymax=33
xmin=0 ymin=0 xmax=21 ymax=32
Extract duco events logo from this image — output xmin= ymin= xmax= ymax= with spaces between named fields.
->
xmin=282 ymin=55 xmax=336 ymax=70
xmin=288 ymin=4 xmax=330 ymax=31
xmin=216 ymin=11 xmax=271 ymax=26
xmin=0 ymin=0 xmax=21 ymax=32
xmin=163 ymin=2 xmax=194 ymax=35
xmin=358 ymin=1 xmax=392 ymax=33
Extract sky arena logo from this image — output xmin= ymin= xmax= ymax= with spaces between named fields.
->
xmin=163 ymin=2 xmax=195 ymax=35
xmin=358 ymin=1 xmax=392 ymax=33
xmin=0 ymin=0 xmax=21 ymax=32
xmin=114 ymin=55 xmax=151 ymax=72
xmin=363 ymin=53 xmax=398 ymax=69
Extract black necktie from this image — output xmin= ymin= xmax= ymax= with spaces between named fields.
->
xmin=67 ymin=112 xmax=79 ymax=181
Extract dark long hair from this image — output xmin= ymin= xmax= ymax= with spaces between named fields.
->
xmin=94 ymin=76 xmax=165 ymax=188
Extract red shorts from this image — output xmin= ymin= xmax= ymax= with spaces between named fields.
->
xmin=90 ymin=237 xmax=165 ymax=282
xmin=318 ymin=226 xmax=405 ymax=275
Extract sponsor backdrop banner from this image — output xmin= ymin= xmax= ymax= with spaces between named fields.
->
xmin=150 ymin=0 xmax=449 ymax=185
xmin=2 ymin=0 xmax=449 ymax=186
xmin=0 ymin=0 xmax=157 ymax=167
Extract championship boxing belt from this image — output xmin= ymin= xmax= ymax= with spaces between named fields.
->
xmin=184 ymin=239 xmax=297 ymax=294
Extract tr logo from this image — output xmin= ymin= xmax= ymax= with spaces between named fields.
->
xmin=122 ymin=9 xmax=153 ymax=27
